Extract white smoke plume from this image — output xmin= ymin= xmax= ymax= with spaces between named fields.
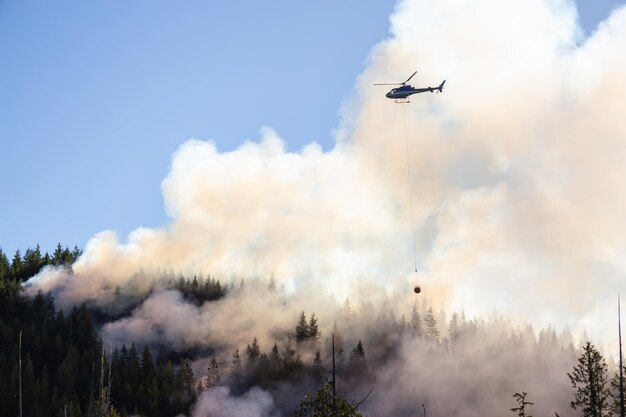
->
xmin=190 ymin=387 xmax=275 ymax=417
xmin=26 ymin=0 xmax=626 ymax=373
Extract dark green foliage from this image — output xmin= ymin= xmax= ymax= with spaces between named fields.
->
xmin=293 ymin=383 xmax=364 ymax=417
xmin=205 ymin=356 xmax=221 ymax=389
xmin=268 ymin=342 xmax=283 ymax=382
xmin=308 ymin=313 xmax=321 ymax=341
xmin=173 ymin=358 xmax=196 ymax=412
xmin=0 ymin=245 xmax=199 ymax=417
xmin=295 ymin=311 xmax=309 ymax=342
xmin=347 ymin=340 xmax=370 ymax=382
xmin=0 ymin=244 xmax=81 ymax=285
xmin=294 ymin=311 xmax=321 ymax=343
xmin=174 ymin=274 xmax=226 ymax=305
xmin=568 ymin=341 xmax=611 ymax=417
xmin=312 ymin=350 xmax=323 ymax=382
xmin=609 ymin=366 xmax=626 ymax=416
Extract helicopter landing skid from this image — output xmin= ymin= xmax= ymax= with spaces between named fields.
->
xmin=394 ymin=99 xmax=410 ymax=104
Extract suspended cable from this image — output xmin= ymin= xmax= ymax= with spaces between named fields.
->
xmin=403 ymin=105 xmax=418 ymax=273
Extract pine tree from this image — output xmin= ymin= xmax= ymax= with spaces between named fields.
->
xmin=139 ymin=346 xmax=158 ymax=416
xmin=0 ymin=248 xmax=9 ymax=281
xmin=424 ymin=307 xmax=440 ymax=340
xmin=229 ymin=349 xmax=244 ymax=393
xmin=178 ymin=358 xmax=195 ymax=398
xmin=308 ymin=313 xmax=321 ymax=341
xmin=269 ymin=343 xmax=283 ymax=382
xmin=399 ymin=314 xmax=408 ymax=333
xmin=206 ymin=356 xmax=221 ymax=388
xmin=410 ymin=304 xmax=422 ymax=337
xmin=347 ymin=340 xmax=370 ymax=382
xmin=23 ymin=245 xmax=43 ymax=279
xmin=11 ymin=249 xmax=23 ymax=281
xmin=568 ymin=342 xmax=611 ymax=417
xmin=53 ymin=243 xmax=65 ymax=266
xmin=342 ymin=298 xmax=354 ymax=321
xmin=245 ymin=337 xmax=262 ymax=386
xmin=511 ymin=392 xmax=534 ymax=417
xmin=448 ymin=312 xmax=461 ymax=343
xmin=312 ymin=350 xmax=323 ymax=382
xmin=609 ymin=365 xmax=626 ymax=416
xmin=246 ymin=338 xmax=261 ymax=361
xmin=293 ymin=383 xmax=364 ymax=417
xmin=296 ymin=312 xmax=309 ymax=342
xmin=173 ymin=358 xmax=195 ymax=414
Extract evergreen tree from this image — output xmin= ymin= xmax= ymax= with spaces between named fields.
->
xmin=568 ymin=342 xmax=611 ymax=417
xmin=229 ymin=349 xmax=244 ymax=393
xmin=245 ymin=337 xmax=262 ymax=386
xmin=308 ymin=313 xmax=321 ymax=341
xmin=23 ymin=245 xmax=43 ymax=279
xmin=293 ymin=383 xmax=364 ymax=417
xmin=173 ymin=358 xmax=196 ymax=415
xmin=347 ymin=340 xmax=371 ymax=382
xmin=424 ymin=307 xmax=440 ymax=340
xmin=448 ymin=312 xmax=461 ymax=343
xmin=53 ymin=243 xmax=65 ymax=265
xmin=399 ymin=314 xmax=408 ymax=333
xmin=11 ymin=249 xmax=23 ymax=281
xmin=206 ymin=356 xmax=221 ymax=388
xmin=246 ymin=337 xmax=261 ymax=361
xmin=138 ymin=346 xmax=158 ymax=416
xmin=179 ymin=359 xmax=196 ymax=398
xmin=609 ymin=365 xmax=626 ymax=416
xmin=342 ymin=298 xmax=354 ymax=321
xmin=296 ymin=312 xmax=309 ymax=342
xmin=157 ymin=360 xmax=176 ymax=417
xmin=410 ymin=303 xmax=422 ymax=337
xmin=312 ymin=350 xmax=324 ymax=382
xmin=511 ymin=392 xmax=534 ymax=417
xmin=0 ymin=248 xmax=9 ymax=281
xmin=268 ymin=343 xmax=283 ymax=382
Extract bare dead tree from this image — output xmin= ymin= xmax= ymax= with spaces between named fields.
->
xmin=511 ymin=392 xmax=534 ymax=417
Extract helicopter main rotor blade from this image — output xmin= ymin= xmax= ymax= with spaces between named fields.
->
xmin=403 ymin=71 xmax=418 ymax=85
xmin=374 ymin=83 xmax=402 ymax=86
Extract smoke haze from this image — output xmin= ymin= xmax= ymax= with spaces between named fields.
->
xmin=24 ymin=0 xmax=626 ymax=415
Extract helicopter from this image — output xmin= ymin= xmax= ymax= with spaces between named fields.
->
xmin=375 ymin=71 xmax=445 ymax=103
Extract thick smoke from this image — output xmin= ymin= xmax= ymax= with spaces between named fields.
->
xmin=23 ymin=0 xmax=626 ymax=414
xmin=190 ymin=387 xmax=275 ymax=417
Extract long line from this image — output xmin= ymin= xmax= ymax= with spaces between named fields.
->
xmin=403 ymin=105 xmax=418 ymax=273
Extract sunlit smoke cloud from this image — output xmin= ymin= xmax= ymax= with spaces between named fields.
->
xmin=28 ymin=130 xmax=411 ymax=308
xmin=26 ymin=0 xmax=626 ymax=352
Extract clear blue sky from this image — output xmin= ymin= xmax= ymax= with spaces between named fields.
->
xmin=0 ymin=0 xmax=622 ymax=257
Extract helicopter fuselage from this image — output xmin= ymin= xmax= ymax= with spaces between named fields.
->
xmin=386 ymin=84 xmax=437 ymax=99
xmin=375 ymin=72 xmax=445 ymax=102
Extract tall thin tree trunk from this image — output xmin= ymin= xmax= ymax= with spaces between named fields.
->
xmin=617 ymin=294 xmax=624 ymax=417
xmin=18 ymin=330 xmax=22 ymax=417
xmin=106 ymin=340 xmax=113 ymax=415
xmin=98 ymin=333 xmax=104 ymax=417
xmin=332 ymin=333 xmax=337 ymax=416
xmin=88 ymin=362 xmax=95 ymax=417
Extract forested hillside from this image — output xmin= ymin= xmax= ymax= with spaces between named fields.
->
xmin=2 ymin=245 xmax=626 ymax=417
